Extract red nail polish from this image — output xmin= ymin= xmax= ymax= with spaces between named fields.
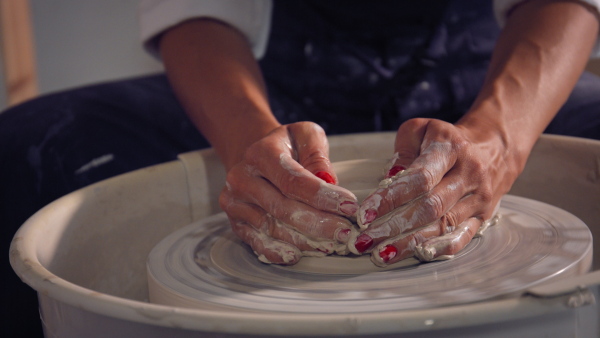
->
xmin=315 ymin=171 xmax=335 ymax=184
xmin=379 ymin=245 xmax=397 ymax=263
xmin=386 ymin=165 xmax=406 ymax=178
xmin=354 ymin=233 xmax=373 ymax=253
xmin=336 ymin=228 xmax=351 ymax=242
xmin=340 ymin=201 xmax=358 ymax=215
xmin=363 ymin=209 xmax=377 ymax=224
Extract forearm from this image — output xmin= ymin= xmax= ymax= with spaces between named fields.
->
xmin=458 ymin=0 xmax=599 ymax=170
xmin=160 ymin=19 xmax=280 ymax=170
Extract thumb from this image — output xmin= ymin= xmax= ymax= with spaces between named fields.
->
xmin=385 ymin=118 xmax=430 ymax=178
xmin=289 ymin=122 xmax=338 ymax=185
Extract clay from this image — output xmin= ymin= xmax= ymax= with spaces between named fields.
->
xmin=147 ymin=193 xmax=593 ymax=313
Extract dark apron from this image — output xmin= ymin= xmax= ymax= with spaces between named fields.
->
xmin=260 ymin=0 xmax=500 ymax=134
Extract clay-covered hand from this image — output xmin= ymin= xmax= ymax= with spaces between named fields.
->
xmin=219 ymin=122 xmax=359 ymax=265
xmin=349 ymin=118 xmax=512 ymax=266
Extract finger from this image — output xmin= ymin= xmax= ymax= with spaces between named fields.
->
xmin=475 ymin=200 xmax=502 ymax=237
xmin=414 ymin=217 xmax=481 ymax=262
xmin=289 ymin=122 xmax=338 ymax=185
xmin=359 ymin=119 xmax=469 ymax=228
xmin=225 ymin=165 xmax=355 ymax=243
xmin=365 ymin=193 xmax=494 ymax=265
xmin=357 ymin=169 xmax=438 ymax=228
xmin=230 ymin=221 xmax=302 ymax=265
xmin=383 ymin=118 xmax=430 ymax=178
xmin=358 ymin=140 xmax=457 ymax=228
xmin=223 ymin=195 xmax=350 ymax=255
xmin=368 ymin=222 xmax=443 ymax=267
xmin=246 ymin=125 xmax=358 ymax=217
xmin=351 ymin=171 xmax=470 ymax=253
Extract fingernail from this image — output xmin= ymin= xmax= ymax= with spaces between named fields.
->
xmin=354 ymin=233 xmax=373 ymax=253
xmin=340 ymin=201 xmax=358 ymax=215
xmin=315 ymin=171 xmax=335 ymax=184
xmin=362 ymin=208 xmax=377 ymax=224
xmin=379 ymin=245 xmax=397 ymax=263
xmin=386 ymin=165 xmax=406 ymax=178
xmin=336 ymin=228 xmax=351 ymax=243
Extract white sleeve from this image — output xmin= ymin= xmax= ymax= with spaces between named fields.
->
xmin=138 ymin=0 xmax=273 ymax=59
xmin=493 ymin=0 xmax=600 ymax=58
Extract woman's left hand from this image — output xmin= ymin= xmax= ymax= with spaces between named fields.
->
xmin=348 ymin=118 xmax=516 ymax=266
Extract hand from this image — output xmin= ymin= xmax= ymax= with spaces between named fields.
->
xmin=348 ymin=118 xmax=513 ymax=266
xmin=219 ymin=122 xmax=359 ymax=265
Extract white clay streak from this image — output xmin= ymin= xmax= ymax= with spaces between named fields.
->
xmin=382 ymin=152 xmax=401 ymax=176
xmin=316 ymin=181 xmax=358 ymax=215
xmin=74 ymin=154 xmax=114 ymax=174
xmin=252 ymin=231 xmax=300 ymax=264
xmin=415 ymin=216 xmax=486 ymax=262
xmin=369 ymin=223 xmax=437 ymax=267
xmin=358 ymin=169 xmax=424 ymax=228
xmin=279 ymin=153 xmax=303 ymax=177
xmin=476 ymin=214 xmax=501 ymax=237
xmin=279 ymin=153 xmax=358 ymax=214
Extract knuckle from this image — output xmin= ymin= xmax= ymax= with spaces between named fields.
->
xmin=309 ymin=121 xmax=326 ymax=136
xmin=399 ymin=117 xmax=427 ymax=132
xmin=295 ymin=121 xmax=326 ymax=136
xmin=468 ymin=158 xmax=487 ymax=178
xmin=394 ymin=149 xmax=417 ymax=163
xmin=224 ymin=167 xmax=244 ymax=192
xmin=243 ymin=143 xmax=262 ymax=165
xmin=301 ymin=149 xmax=329 ymax=169
xmin=440 ymin=212 xmax=460 ymax=233
xmin=276 ymin=175 xmax=297 ymax=198
xmin=414 ymin=166 xmax=437 ymax=191
xmin=259 ymin=214 xmax=275 ymax=234
xmin=452 ymin=136 xmax=471 ymax=153
xmin=218 ymin=190 xmax=233 ymax=212
xmin=423 ymin=193 xmax=445 ymax=220
xmin=472 ymin=179 xmax=494 ymax=205
xmin=477 ymin=187 xmax=494 ymax=206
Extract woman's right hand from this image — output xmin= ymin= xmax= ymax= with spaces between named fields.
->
xmin=160 ymin=22 xmax=359 ymax=264
xmin=219 ymin=122 xmax=359 ymax=265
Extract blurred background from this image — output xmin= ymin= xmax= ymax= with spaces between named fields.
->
xmin=0 ymin=0 xmax=162 ymax=110
xmin=0 ymin=0 xmax=599 ymax=110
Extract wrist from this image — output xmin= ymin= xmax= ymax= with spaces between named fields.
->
xmin=456 ymin=103 xmax=530 ymax=178
xmin=221 ymin=118 xmax=281 ymax=170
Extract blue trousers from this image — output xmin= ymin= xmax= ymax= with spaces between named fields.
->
xmin=1 ymin=1 xmax=599 ymax=336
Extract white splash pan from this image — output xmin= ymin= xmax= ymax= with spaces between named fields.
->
xmin=10 ymin=133 xmax=600 ymax=337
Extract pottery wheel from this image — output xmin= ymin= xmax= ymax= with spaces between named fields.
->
xmin=147 ymin=160 xmax=593 ymax=313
